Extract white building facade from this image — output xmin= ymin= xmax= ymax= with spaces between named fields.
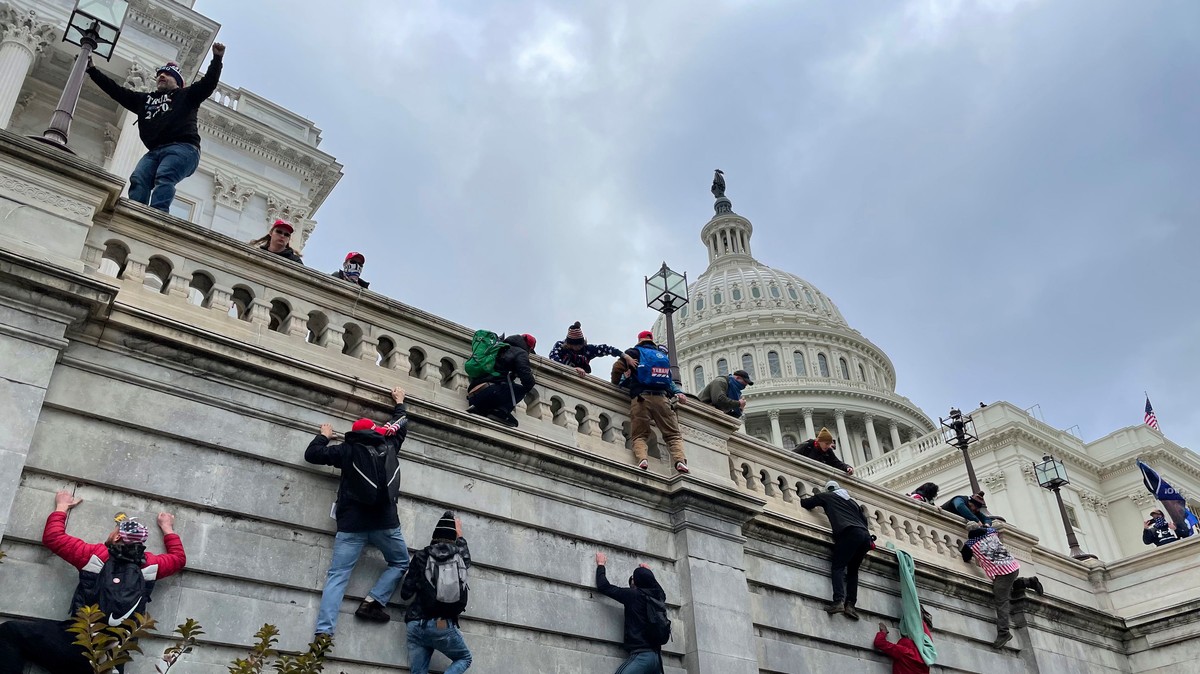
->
xmin=0 ymin=0 xmax=342 ymax=248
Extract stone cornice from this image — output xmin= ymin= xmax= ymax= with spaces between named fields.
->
xmin=125 ymin=0 xmax=218 ymax=76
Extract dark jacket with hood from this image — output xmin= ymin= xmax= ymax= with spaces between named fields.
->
xmin=304 ymin=403 xmax=408 ymax=532
xmin=596 ymin=565 xmax=667 ymax=653
xmin=800 ymin=490 xmax=870 ymax=536
xmin=795 ymin=438 xmax=850 ymax=472
xmin=330 ymin=270 xmax=369 ymax=288
xmin=1143 ymin=520 xmax=1179 ymax=546
xmin=87 ymin=57 xmax=223 ymax=151
xmin=400 ymin=537 xmax=472 ymax=623
xmin=262 ymin=244 xmax=304 ymax=264
xmin=698 ymin=375 xmax=743 ymax=414
xmin=469 ymin=334 xmax=536 ymax=390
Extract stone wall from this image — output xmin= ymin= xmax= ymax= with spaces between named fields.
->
xmin=1 ymin=130 xmax=1198 ymax=673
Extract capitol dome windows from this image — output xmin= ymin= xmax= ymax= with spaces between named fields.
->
xmin=732 ymin=287 xmax=742 ymax=301
xmin=680 ymin=306 xmax=688 ymax=318
xmin=793 ymin=351 xmax=807 ymax=376
xmin=787 ymin=286 xmax=799 ymax=301
xmin=695 ymin=297 xmax=705 ymax=311
xmin=742 ymin=353 xmax=755 ymax=375
xmin=713 ymin=290 xmax=723 ymax=305
xmin=769 ymin=285 xmax=781 ymax=299
xmin=693 ymin=365 xmax=705 ymax=391
xmin=751 ymin=285 xmax=762 ymax=299
xmin=717 ymin=358 xmax=729 ymax=376
xmin=858 ymin=364 xmax=867 ymax=382
xmin=839 ymin=357 xmax=850 ymax=380
xmin=768 ymin=351 xmax=782 ymax=378
xmin=818 ymin=353 xmax=830 ymax=377
xmin=804 ymin=288 xmax=816 ymax=305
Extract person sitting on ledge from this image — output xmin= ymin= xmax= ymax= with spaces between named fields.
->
xmin=961 ymin=523 xmax=1043 ymax=650
xmin=249 ymin=220 xmax=304 ymax=264
xmin=548 ymin=322 xmax=622 ymax=376
xmin=941 ymin=492 xmax=1004 ymax=526
xmin=698 ymin=369 xmax=752 ymax=418
xmin=466 ymin=333 xmax=537 ymax=429
xmin=86 ymin=44 xmax=225 ymax=212
xmin=795 ymin=427 xmax=855 ymax=475
xmin=331 ymin=251 xmax=369 ymax=288
xmin=0 ymin=491 xmax=186 ymax=674
xmin=908 ymin=482 xmax=940 ymax=505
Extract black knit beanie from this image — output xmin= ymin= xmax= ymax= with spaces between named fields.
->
xmin=432 ymin=510 xmax=457 ymax=543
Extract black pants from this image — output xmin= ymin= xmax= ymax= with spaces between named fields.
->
xmin=0 ymin=617 xmax=109 ymax=674
xmin=467 ymin=379 xmax=531 ymax=415
xmin=830 ymin=528 xmax=872 ymax=605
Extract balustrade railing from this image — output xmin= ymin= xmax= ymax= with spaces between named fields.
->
xmin=210 ymin=83 xmax=241 ymax=111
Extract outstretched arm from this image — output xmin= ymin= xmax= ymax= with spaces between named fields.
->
xmin=43 ymin=492 xmax=106 ymax=570
xmin=595 ymin=553 xmax=637 ymax=604
xmin=146 ymin=512 xmax=186 ymax=579
xmin=185 ymin=43 xmax=225 ymax=104
xmin=86 ymin=65 xmax=144 ymax=113
xmin=304 ymin=425 xmax=343 ymax=466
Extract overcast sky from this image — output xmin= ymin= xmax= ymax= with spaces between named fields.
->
xmin=196 ymin=0 xmax=1198 ymax=451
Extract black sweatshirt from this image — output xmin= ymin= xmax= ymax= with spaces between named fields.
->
xmin=87 ymin=57 xmax=223 ymax=151
xmin=304 ymin=403 xmax=407 ymax=532
xmin=596 ymin=565 xmax=666 ymax=653
xmin=800 ymin=491 xmax=870 ymax=536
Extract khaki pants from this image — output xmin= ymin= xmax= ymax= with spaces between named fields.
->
xmin=630 ymin=394 xmax=686 ymax=464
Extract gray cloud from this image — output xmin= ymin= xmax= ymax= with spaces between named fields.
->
xmin=197 ymin=0 xmax=1199 ymax=449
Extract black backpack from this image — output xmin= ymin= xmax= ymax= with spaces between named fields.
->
xmin=641 ymin=590 xmax=672 ymax=647
xmin=72 ymin=552 xmax=152 ymax=626
xmin=343 ymin=438 xmax=401 ymax=505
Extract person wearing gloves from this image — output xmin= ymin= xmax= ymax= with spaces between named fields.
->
xmin=331 ymin=252 xmax=369 ymax=288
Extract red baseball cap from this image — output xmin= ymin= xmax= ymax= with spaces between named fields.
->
xmin=523 ymin=334 xmax=537 ymax=352
xmin=272 ymin=219 xmax=294 ymax=234
xmin=638 ymin=330 xmax=654 ymax=341
xmin=345 ymin=251 xmax=365 ymax=263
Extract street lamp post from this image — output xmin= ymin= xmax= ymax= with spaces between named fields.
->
xmin=1034 ymin=454 xmax=1098 ymax=560
xmin=645 ymin=261 xmax=689 ymax=384
xmin=34 ymin=0 xmax=129 ymax=151
xmin=940 ymin=407 xmax=981 ymax=495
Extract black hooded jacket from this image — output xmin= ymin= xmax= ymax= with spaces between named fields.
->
xmin=86 ymin=57 xmax=223 ymax=151
xmin=800 ymin=491 xmax=870 ymax=536
xmin=795 ymin=438 xmax=850 ymax=472
xmin=304 ymin=403 xmax=408 ymax=532
xmin=469 ymin=334 xmax=535 ymax=390
xmin=596 ymin=565 xmax=667 ymax=653
xmin=401 ymin=537 xmax=472 ymax=623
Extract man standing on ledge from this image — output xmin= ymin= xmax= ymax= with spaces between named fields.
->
xmin=86 ymin=43 xmax=225 ymax=212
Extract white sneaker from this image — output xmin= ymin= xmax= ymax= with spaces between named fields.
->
xmin=638 ymin=459 xmax=649 ymax=470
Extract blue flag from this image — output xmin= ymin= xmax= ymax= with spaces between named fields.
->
xmin=1137 ymin=459 xmax=1194 ymax=538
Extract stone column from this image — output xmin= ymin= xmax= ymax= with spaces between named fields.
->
xmin=801 ymin=407 xmax=815 ymax=440
xmin=0 ymin=8 xmax=53 ymax=129
xmin=834 ymin=409 xmax=850 ymax=462
xmin=888 ymin=420 xmax=902 ymax=451
xmin=864 ymin=413 xmax=882 ymax=461
xmin=768 ymin=409 xmax=782 ymax=448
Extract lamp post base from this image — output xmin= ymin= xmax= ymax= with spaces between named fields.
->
xmin=26 ymin=135 xmax=76 ymax=154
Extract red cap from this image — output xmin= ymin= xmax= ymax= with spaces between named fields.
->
xmin=345 ymin=251 xmax=365 ymax=263
xmin=350 ymin=418 xmax=376 ymax=432
xmin=638 ymin=330 xmax=654 ymax=342
xmin=522 ymin=333 xmax=537 ymax=352
xmin=272 ymin=219 xmax=294 ymax=234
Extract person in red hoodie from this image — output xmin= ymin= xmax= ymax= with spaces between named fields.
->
xmin=0 ymin=490 xmax=186 ymax=674
xmin=873 ymin=610 xmax=934 ymax=674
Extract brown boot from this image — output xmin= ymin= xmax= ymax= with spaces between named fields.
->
xmin=824 ymin=601 xmax=845 ymax=616
xmin=843 ymin=603 xmax=860 ymax=620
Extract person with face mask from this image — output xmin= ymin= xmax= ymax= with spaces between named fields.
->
xmin=86 ymin=43 xmax=226 ymax=212
xmin=331 ymin=252 xmax=369 ymax=288
xmin=1143 ymin=509 xmax=1179 ymax=547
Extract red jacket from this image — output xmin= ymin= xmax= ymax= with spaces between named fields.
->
xmin=873 ymin=630 xmax=930 ymax=674
xmin=42 ymin=511 xmax=187 ymax=579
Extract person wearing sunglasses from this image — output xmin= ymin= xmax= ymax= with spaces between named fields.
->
xmin=248 ymin=219 xmax=304 ymax=264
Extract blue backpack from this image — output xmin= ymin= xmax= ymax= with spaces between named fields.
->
xmin=635 ymin=346 xmax=672 ymax=389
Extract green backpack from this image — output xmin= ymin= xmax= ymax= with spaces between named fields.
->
xmin=464 ymin=330 xmax=509 ymax=380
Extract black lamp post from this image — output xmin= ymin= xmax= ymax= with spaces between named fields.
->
xmin=940 ymin=407 xmax=981 ymax=495
xmin=35 ymin=0 xmax=129 ymax=151
xmin=645 ymin=261 xmax=688 ymax=384
xmin=1033 ymin=454 xmax=1097 ymax=560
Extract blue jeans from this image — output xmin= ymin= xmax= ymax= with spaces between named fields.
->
xmin=314 ymin=527 xmax=410 ymax=635
xmin=950 ymin=496 xmax=994 ymax=525
xmin=129 ymin=142 xmax=200 ymax=211
xmin=406 ymin=619 xmax=472 ymax=674
xmin=615 ymin=650 xmax=661 ymax=674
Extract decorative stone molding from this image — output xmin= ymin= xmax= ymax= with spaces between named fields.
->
xmin=1021 ymin=461 xmax=1039 ymax=486
xmin=982 ymin=470 xmax=1007 ymax=493
xmin=126 ymin=0 xmax=214 ymax=74
xmin=297 ymin=219 xmax=316 ymax=252
xmin=266 ymin=192 xmax=308 ymax=224
xmin=103 ymin=123 xmax=118 ymax=161
xmin=123 ymin=63 xmax=151 ymax=92
xmin=212 ymin=170 xmax=258 ymax=211
xmin=1079 ymin=491 xmax=1108 ymax=515
xmin=834 ymin=409 xmax=845 ymax=421
xmin=0 ymin=7 xmax=55 ymax=54
xmin=863 ymin=412 xmax=875 ymax=423
xmin=11 ymin=90 xmax=33 ymax=120
xmin=888 ymin=420 xmax=898 ymax=431
xmin=0 ymin=169 xmax=93 ymax=220
xmin=1127 ymin=491 xmax=1154 ymax=509
xmin=768 ymin=408 xmax=779 ymax=420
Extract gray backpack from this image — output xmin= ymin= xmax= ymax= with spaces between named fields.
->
xmin=424 ymin=550 xmax=469 ymax=612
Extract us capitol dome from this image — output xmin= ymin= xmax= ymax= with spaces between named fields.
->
xmin=654 ymin=174 xmax=935 ymax=467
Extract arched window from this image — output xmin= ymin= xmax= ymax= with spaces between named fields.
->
xmin=731 ymin=287 xmax=742 ymax=301
xmin=751 ymin=285 xmax=762 ymax=299
xmin=858 ymin=364 xmax=866 ymax=381
xmin=741 ymin=353 xmax=754 ymax=375
xmin=818 ymin=353 xmax=830 ymax=377
xmin=695 ymin=297 xmax=705 ymax=310
xmin=768 ymin=351 xmax=782 ymax=378
xmin=713 ymin=290 xmax=723 ymax=305
xmin=680 ymin=306 xmax=688 ymax=318
xmin=787 ymin=286 xmax=799 ymax=300
xmin=769 ymin=285 xmax=781 ymax=299
xmin=783 ymin=435 xmax=798 ymax=450
xmin=820 ymin=295 xmax=829 ymax=311
xmin=804 ymin=288 xmax=816 ymax=305
xmin=717 ymin=358 xmax=729 ymax=376
xmin=839 ymin=357 xmax=850 ymax=380
xmin=693 ymin=365 xmax=705 ymax=391
xmin=793 ymin=351 xmax=807 ymax=376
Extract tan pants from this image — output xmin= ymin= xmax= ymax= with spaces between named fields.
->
xmin=630 ymin=394 xmax=686 ymax=464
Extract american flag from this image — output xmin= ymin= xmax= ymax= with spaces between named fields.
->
xmin=1145 ymin=397 xmax=1160 ymax=431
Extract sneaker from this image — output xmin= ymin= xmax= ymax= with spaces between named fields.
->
xmin=992 ymin=633 xmax=1013 ymax=649
xmin=1029 ymin=577 xmax=1044 ymax=596
xmin=485 ymin=411 xmax=519 ymax=428
xmin=843 ymin=604 xmax=860 ymax=621
xmin=354 ymin=598 xmax=390 ymax=623
xmin=638 ymin=459 xmax=649 ymax=470
xmin=675 ymin=461 xmax=690 ymax=474
xmin=824 ymin=601 xmax=845 ymax=616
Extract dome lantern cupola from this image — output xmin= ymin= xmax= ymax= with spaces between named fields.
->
xmin=702 ymin=169 xmax=755 ymax=267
